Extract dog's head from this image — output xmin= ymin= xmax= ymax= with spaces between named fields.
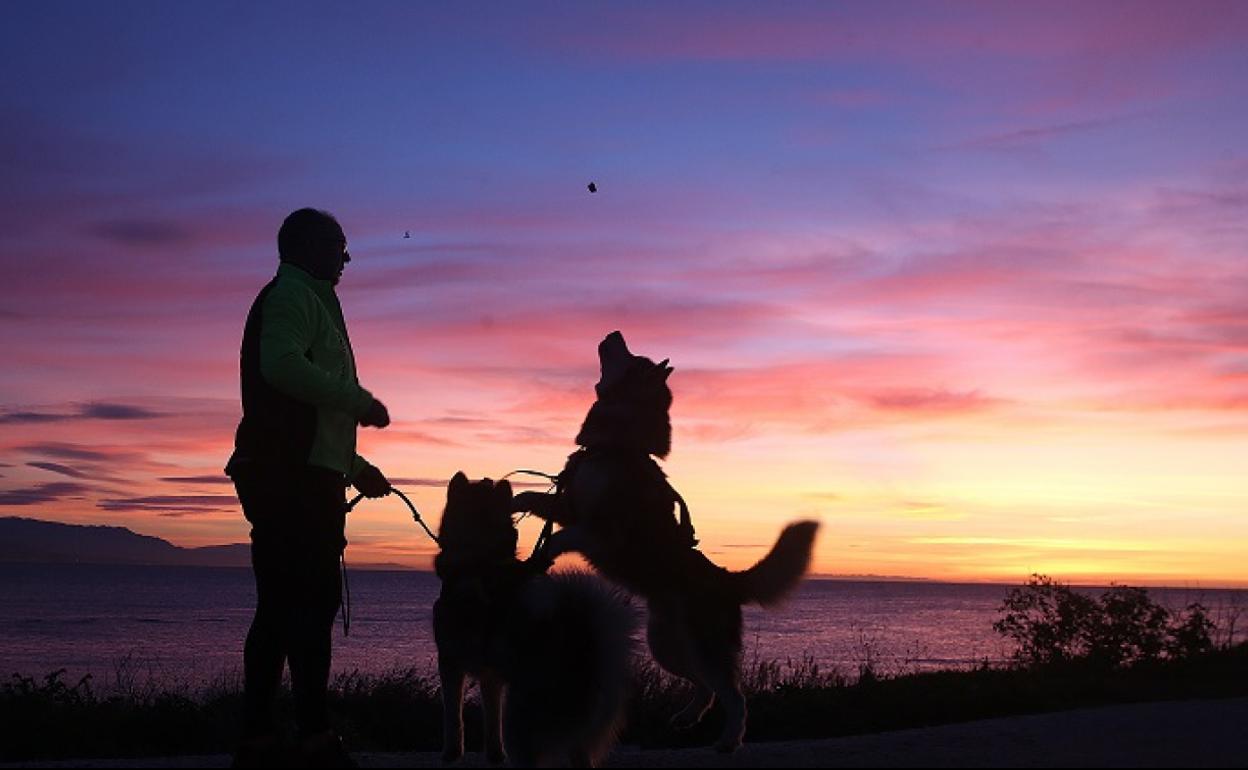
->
xmin=575 ymin=331 xmax=674 ymax=457
xmin=437 ymin=471 xmax=518 ymax=564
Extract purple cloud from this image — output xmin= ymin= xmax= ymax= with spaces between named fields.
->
xmin=0 ymin=482 xmax=92 ymax=506
xmin=0 ymin=411 xmax=64 ymax=425
xmin=159 ymin=475 xmax=233 ymax=485
xmin=97 ymin=494 xmax=238 ymax=513
xmin=18 ymin=443 xmax=119 ymax=462
xmin=0 ymin=402 xmax=163 ymax=424
xmin=87 ymin=218 xmax=193 ymax=247
xmin=79 ymin=403 xmax=163 ymax=420
xmin=27 ymin=461 xmax=90 ymax=479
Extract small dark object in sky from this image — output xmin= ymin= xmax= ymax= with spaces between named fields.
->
xmin=403 ymin=231 xmax=410 ymax=239
xmin=587 ymin=182 xmax=597 ymax=193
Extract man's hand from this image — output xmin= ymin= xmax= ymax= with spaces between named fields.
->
xmin=353 ymin=464 xmax=391 ymax=498
xmin=513 ymin=490 xmax=564 ymax=523
xmin=359 ymin=398 xmax=390 ymax=428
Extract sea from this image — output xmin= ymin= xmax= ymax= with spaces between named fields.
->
xmin=2 ymin=563 xmax=1244 ymax=689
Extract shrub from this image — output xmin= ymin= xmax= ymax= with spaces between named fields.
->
xmin=994 ymin=574 xmax=1216 ymax=669
xmin=1086 ymin=585 xmax=1170 ymax=667
xmin=1168 ymin=602 xmax=1215 ymax=659
xmin=992 ymin=574 xmax=1097 ymax=665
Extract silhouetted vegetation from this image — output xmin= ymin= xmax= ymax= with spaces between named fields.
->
xmin=993 ymin=574 xmax=1219 ymax=669
xmin=3 ymin=578 xmax=1246 ymax=761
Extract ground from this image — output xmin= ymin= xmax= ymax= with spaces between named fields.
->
xmin=5 ymin=696 xmax=1244 ymax=768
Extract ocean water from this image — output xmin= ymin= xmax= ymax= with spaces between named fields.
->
xmin=2 ymin=563 xmax=1244 ymax=686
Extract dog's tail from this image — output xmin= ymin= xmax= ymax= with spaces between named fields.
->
xmin=735 ymin=520 xmax=819 ymax=608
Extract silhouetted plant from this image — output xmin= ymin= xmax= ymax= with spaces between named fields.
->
xmin=1168 ymin=602 xmax=1215 ymax=659
xmin=993 ymin=574 xmax=1097 ymax=665
xmin=994 ymin=574 xmax=1216 ymax=669
xmin=1086 ymin=585 xmax=1169 ymax=667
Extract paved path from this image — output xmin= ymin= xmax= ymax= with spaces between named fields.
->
xmin=6 ymin=697 xmax=1246 ymax=768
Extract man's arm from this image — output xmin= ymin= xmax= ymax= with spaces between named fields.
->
xmin=512 ymin=491 xmax=569 ymax=524
xmin=258 ymin=286 xmax=375 ymax=419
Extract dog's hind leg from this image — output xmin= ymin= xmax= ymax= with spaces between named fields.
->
xmin=646 ymin=600 xmax=716 ymax=730
xmin=671 ymin=682 xmax=715 ymax=730
xmin=480 ymin=673 xmax=506 ymax=764
xmin=703 ymin=668 xmax=746 ymax=753
xmin=438 ymin=660 xmax=467 ymax=763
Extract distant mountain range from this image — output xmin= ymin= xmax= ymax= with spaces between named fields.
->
xmin=0 ymin=517 xmax=410 ymax=570
xmin=0 ymin=516 xmax=252 ymax=567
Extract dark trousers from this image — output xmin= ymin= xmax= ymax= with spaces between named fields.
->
xmin=232 ymin=466 xmax=347 ymax=736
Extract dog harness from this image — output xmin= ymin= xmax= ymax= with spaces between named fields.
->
xmin=556 ymin=446 xmax=698 ymax=549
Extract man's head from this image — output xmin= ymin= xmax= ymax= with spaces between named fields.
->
xmin=278 ymin=208 xmax=350 ymax=286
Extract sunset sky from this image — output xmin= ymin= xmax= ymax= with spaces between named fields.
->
xmin=2 ymin=1 xmax=1246 ymax=586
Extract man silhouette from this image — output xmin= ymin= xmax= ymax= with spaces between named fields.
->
xmin=226 ymin=208 xmax=391 ymax=767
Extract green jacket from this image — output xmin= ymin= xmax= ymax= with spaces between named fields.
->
xmin=227 ymin=262 xmax=374 ymax=480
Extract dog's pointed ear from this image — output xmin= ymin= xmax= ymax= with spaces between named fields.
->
xmin=661 ymin=363 xmax=674 ymax=381
xmin=449 ymin=471 xmax=469 ymax=496
xmin=651 ymin=358 xmax=673 ymax=382
xmin=494 ymin=479 xmax=513 ymax=501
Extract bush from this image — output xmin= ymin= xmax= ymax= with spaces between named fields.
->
xmin=1168 ymin=602 xmax=1215 ymax=659
xmin=992 ymin=574 xmax=1098 ymax=665
xmin=994 ymin=574 xmax=1216 ymax=669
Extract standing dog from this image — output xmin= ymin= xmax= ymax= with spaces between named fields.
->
xmin=513 ymin=332 xmax=819 ymax=752
xmin=433 ymin=472 xmax=635 ymax=767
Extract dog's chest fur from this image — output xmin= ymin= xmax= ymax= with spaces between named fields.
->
xmin=433 ymin=566 xmax=529 ymax=672
xmin=558 ymin=451 xmax=696 ymax=596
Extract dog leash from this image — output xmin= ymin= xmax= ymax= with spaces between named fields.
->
xmin=339 ymin=473 xmax=558 ymax=636
xmin=338 ymin=485 xmax=440 ymax=637
xmin=501 ymin=469 xmax=559 ymax=558
xmin=345 ymin=486 xmax=439 ymax=544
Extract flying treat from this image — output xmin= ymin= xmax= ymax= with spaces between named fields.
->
xmin=587 ymin=182 xmax=597 ymax=193
xmin=404 ymin=231 xmax=411 ymax=238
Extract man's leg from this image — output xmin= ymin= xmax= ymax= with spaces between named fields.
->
xmin=235 ymin=475 xmax=293 ymax=740
xmin=286 ymin=468 xmax=348 ymax=737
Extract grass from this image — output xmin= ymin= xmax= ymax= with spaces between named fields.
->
xmin=4 ymin=642 xmax=1247 ymax=761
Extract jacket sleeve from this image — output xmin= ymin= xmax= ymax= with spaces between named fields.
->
xmin=348 ymin=453 xmax=371 ymax=482
xmin=257 ymin=284 xmax=375 ymax=418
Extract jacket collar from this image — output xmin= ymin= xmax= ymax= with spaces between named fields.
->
xmin=277 ymin=261 xmax=335 ymax=301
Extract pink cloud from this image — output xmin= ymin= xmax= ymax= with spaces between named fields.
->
xmin=866 ymin=388 xmax=1004 ymax=414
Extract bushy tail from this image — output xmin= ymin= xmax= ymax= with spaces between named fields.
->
xmin=735 ymin=521 xmax=819 ymax=608
xmin=504 ymin=571 xmax=637 ymax=766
